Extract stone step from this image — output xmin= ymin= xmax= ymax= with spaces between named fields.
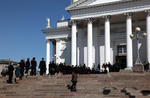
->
xmin=1 ymin=73 xmax=150 ymax=98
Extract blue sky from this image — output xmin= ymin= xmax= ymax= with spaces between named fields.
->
xmin=0 ymin=0 xmax=70 ymax=64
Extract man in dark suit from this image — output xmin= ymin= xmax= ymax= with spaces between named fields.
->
xmin=19 ymin=59 xmax=25 ymax=79
xmin=25 ymin=58 xmax=30 ymax=75
xmin=31 ymin=57 xmax=37 ymax=76
xmin=39 ymin=58 xmax=46 ymax=75
xmin=7 ymin=62 xmax=14 ymax=83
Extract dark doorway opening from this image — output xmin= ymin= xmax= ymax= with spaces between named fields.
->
xmin=116 ymin=56 xmax=126 ymax=69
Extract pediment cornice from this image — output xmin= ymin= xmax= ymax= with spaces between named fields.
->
xmin=70 ymin=0 xmax=150 ymax=20
xmin=66 ymin=0 xmax=133 ymax=11
xmin=66 ymin=0 xmax=88 ymax=11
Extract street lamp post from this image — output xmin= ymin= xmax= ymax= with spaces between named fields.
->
xmin=130 ymin=27 xmax=147 ymax=72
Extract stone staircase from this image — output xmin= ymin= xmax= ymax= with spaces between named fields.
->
xmin=0 ymin=72 xmax=150 ymax=98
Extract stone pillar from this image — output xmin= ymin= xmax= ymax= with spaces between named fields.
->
xmin=52 ymin=41 xmax=56 ymax=63
xmin=126 ymin=13 xmax=133 ymax=69
xmin=147 ymin=11 xmax=150 ymax=63
xmin=87 ymin=19 xmax=93 ymax=69
xmin=71 ymin=21 xmax=77 ymax=66
xmin=77 ymin=47 xmax=80 ymax=66
xmin=56 ymin=39 xmax=60 ymax=64
xmin=104 ymin=16 xmax=111 ymax=63
xmin=46 ymin=39 xmax=50 ymax=74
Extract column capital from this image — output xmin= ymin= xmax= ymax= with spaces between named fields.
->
xmin=55 ymin=39 xmax=61 ymax=42
xmin=71 ymin=20 xmax=77 ymax=25
xmin=145 ymin=10 xmax=150 ymax=16
xmin=46 ymin=39 xmax=50 ymax=43
xmin=56 ymin=38 xmax=65 ymax=42
xmin=103 ymin=15 xmax=111 ymax=20
xmin=87 ymin=18 xmax=93 ymax=23
xmin=124 ymin=12 xmax=133 ymax=18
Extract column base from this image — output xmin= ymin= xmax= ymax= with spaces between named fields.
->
xmin=132 ymin=64 xmax=144 ymax=72
xmin=125 ymin=67 xmax=132 ymax=70
xmin=124 ymin=68 xmax=133 ymax=73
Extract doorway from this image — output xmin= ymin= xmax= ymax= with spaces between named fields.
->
xmin=116 ymin=56 xmax=126 ymax=69
xmin=116 ymin=45 xmax=127 ymax=69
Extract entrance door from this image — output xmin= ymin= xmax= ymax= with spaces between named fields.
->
xmin=116 ymin=45 xmax=127 ymax=69
xmin=116 ymin=56 xmax=126 ymax=69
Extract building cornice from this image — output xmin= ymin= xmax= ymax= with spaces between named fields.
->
xmin=42 ymin=27 xmax=71 ymax=34
xmin=42 ymin=27 xmax=71 ymax=40
xmin=66 ymin=0 xmax=88 ymax=11
xmin=66 ymin=0 xmax=133 ymax=11
xmin=70 ymin=0 xmax=150 ymax=20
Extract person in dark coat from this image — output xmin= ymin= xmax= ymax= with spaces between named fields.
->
xmin=25 ymin=58 xmax=30 ymax=75
xmin=97 ymin=64 xmax=100 ymax=71
xmin=31 ymin=57 xmax=37 ymax=76
xmin=144 ymin=61 xmax=150 ymax=71
xmin=1 ymin=69 xmax=7 ymax=77
xmin=19 ymin=59 xmax=25 ymax=79
xmin=39 ymin=58 xmax=46 ymax=75
xmin=49 ymin=62 xmax=52 ymax=75
xmin=70 ymin=69 xmax=78 ymax=91
xmin=102 ymin=63 xmax=107 ymax=73
xmin=107 ymin=62 xmax=112 ymax=72
xmin=15 ymin=63 xmax=21 ymax=83
xmin=49 ymin=61 xmax=56 ymax=75
xmin=7 ymin=62 xmax=14 ymax=83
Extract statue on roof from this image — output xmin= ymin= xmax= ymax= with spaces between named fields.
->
xmin=61 ymin=16 xmax=65 ymax=21
xmin=46 ymin=18 xmax=50 ymax=29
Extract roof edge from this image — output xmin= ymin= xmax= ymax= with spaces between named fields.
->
xmin=66 ymin=0 xmax=133 ymax=11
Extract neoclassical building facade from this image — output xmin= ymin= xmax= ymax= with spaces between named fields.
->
xmin=42 ymin=0 xmax=150 ymax=74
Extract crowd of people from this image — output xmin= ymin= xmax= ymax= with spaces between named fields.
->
xmin=48 ymin=61 xmax=122 ymax=75
xmin=1 ymin=57 xmax=46 ymax=83
xmin=1 ymin=58 xmax=150 ymax=84
xmin=49 ymin=62 xmax=93 ymax=75
xmin=1 ymin=58 xmax=150 ymax=92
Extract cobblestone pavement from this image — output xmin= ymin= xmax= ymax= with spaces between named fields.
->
xmin=0 ymin=71 xmax=150 ymax=98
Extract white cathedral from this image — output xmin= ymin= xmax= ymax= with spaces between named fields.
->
xmin=42 ymin=0 xmax=150 ymax=74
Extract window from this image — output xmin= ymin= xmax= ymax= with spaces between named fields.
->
xmin=117 ymin=45 xmax=126 ymax=55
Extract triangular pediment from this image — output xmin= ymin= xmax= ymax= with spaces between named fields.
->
xmin=66 ymin=0 xmax=132 ymax=11
xmin=91 ymin=0 xmax=124 ymax=5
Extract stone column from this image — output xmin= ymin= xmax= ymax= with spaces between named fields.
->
xmin=71 ymin=20 xmax=77 ymax=66
xmin=77 ymin=47 xmax=80 ymax=66
xmin=52 ymin=41 xmax=56 ymax=63
xmin=87 ymin=19 xmax=93 ymax=69
xmin=147 ymin=11 xmax=150 ymax=63
xmin=46 ymin=39 xmax=50 ymax=74
xmin=126 ymin=13 xmax=133 ymax=69
xmin=56 ymin=39 xmax=60 ymax=64
xmin=104 ymin=16 xmax=111 ymax=63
